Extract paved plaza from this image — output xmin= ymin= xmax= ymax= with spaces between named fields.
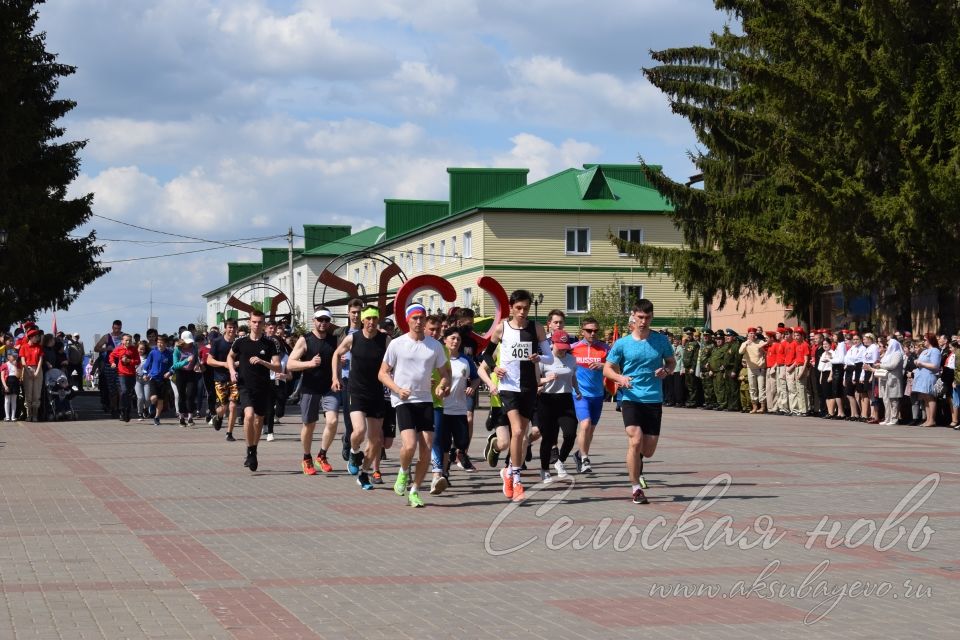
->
xmin=1 ymin=397 xmax=959 ymax=639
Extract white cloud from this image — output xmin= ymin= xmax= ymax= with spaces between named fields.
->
xmin=208 ymin=1 xmax=391 ymax=78
xmin=494 ymin=133 xmax=601 ymax=181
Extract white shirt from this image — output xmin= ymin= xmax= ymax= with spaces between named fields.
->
xmin=863 ymin=344 xmax=880 ymax=365
xmin=442 ymin=354 xmax=476 ymax=416
xmin=383 ymin=334 xmax=447 ymax=407
xmin=844 ymin=344 xmax=865 ymax=366
xmin=831 ymin=341 xmax=847 ymax=364
xmin=818 ymin=349 xmax=834 ymax=372
xmin=539 ymin=353 xmax=577 ymax=394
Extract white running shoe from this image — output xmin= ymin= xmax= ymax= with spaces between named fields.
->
xmin=540 ymin=469 xmax=553 ymax=485
xmin=554 ymin=460 xmax=569 ymax=478
xmin=266 ymin=433 xmax=275 ymax=442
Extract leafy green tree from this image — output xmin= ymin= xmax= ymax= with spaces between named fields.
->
xmin=620 ymin=1 xmax=960 ymax=331
xmin=0 ymin=0 xmax=106 ymax=326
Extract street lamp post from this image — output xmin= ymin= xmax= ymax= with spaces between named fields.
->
xmin=0 ymin=229 xmax=8 ymax=247
xmin=532 ymin=292 xmax=544 ymax=322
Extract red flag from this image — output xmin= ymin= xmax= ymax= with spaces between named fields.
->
xmin=51 ymin=312 xmax=58 ymax=336
xmin=604 ymin=322 xmax=620 ymax=396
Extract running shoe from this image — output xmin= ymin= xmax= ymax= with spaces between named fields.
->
xmin=459 ymin=452 xmax=477 ymax=473
xmin=580 ymin=456 xmax=593 ymax=473
xmin=225 ymin=432 xmax=236 ymax=441
xmin=347 ymin=451 xmax=362 ymax=475
xmin=213 ymin=415 xmax=223 ymax=431
xmin=394 ymin=469 xmax=409 ymax=496
xmin=500 ymin=466 xmax=514 ymax=499
xmin=266 ymin=433 xmax=275 ymax=442
xmin=638 ymin=475 xmax=648 ymax=490
xmin=574 ymin=450 xmax=583 ymax=473
xmin=484 ymin=433 xmax=500 ymax=467
xmin=430 ymin=475 xmax=448 ymax=495
xmin=315 ymin=454 xmax=333 ymax=473
xmin=511 ymin=482 xmax=526 ymax=503
xmin=550 ymin=446 xmax=559 ymax=465
xmin=408 ymin=491 xmax=424 ymax=508
xmin=153 ymin=417 xmax=161 ymax=426
xmin=632 ymin=488 xmax=649 ymax=504
xmin=301 ymin=459 xmax=317 ymax=476
xmin=539 ymin=470 xmax=553 ymax=485
xmin=341 ymin=442 xmax=350 ymax=462
xmin=554 ymin=460 xmax=569 ymax=479
xmin=371 ymin=471 xmax=384 ymax=484
xmin=187 ymin=417 xmax=195 ymax=426
xmin=179 ymin=416 xmax=186 ymax=426
xmin=246 ymin=450 xmax=258 ymax=472
xmin=357 ymin=471 xmax=374 ymax=490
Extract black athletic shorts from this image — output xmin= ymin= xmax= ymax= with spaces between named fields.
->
xmin=621 ymin=400 xmax=663 ymax=436
xmin=239 ymin=387 xmax=271 ymax=417
xmin=499 ymin=390 xmax=536 ymax=421
xmin=382 ymin=404 xmax=397 ymax=439
xmin=395 ymin=401 xmax=434 ymax=432
xmin=148 ymin=378 xmax=171 ymax=398
xmin=350 ymin=393 xmax=386 ymax=420
xmin=485 ymin=405 xmax=510 ymax=431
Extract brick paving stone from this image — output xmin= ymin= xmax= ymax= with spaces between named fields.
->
xmin=1 ymin=397 xmax=958 ymax=638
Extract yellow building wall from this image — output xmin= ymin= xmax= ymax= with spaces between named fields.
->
xmin=339 ymin=210 xmax=695 ymax=325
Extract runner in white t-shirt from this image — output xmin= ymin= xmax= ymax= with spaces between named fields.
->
xmin=379 ymin=303 xmax=452 ymax=508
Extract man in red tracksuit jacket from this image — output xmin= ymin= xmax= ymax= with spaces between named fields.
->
xmin=109 ymin=334 xmax=141 ymax=423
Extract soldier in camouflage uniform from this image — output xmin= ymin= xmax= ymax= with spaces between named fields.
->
xmin=699 ymin=330 xmax=715 ymax=408
xmin=682 ymin=327 xmax=700 ymax=407
xmin=723 ymin=329 xmax=742 ymax=411
xmin=709 ymin=332 xmax=727 ymax=409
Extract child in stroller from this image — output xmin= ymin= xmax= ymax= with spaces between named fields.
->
xmin=45 ymin=368 xmax=78 ymax=421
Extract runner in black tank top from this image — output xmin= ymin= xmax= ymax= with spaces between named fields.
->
xmin=286 ymin=309 xmax=340 ymax=476
xmin=481 ymin=290 xmax=553 ymax=503
xmin=333 ymin=306 xmax=391 ymax=490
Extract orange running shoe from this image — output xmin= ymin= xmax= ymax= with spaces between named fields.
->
xmin=511 ymin=482 xmax=525 ymax=503
xmin=301 ymin=459 xmax=317 ymax=476
xmin=500 ymin=467 xmax=513 ymax=499
xmin=315 ymin=454 xmax=333 ymax=473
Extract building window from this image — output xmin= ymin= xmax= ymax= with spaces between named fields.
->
xmin=617 ymin=228 xmax=644 ymax=256
xmin=295 ymin=270 xmax=302 ymax=292
xmin=440 ymin=240 xmax=446 ymax=265
xmin=429 ymin=243 xmax=435 ymax=269
xmin=462 ymin=231 xmax=472 ymax=258
xmin=363 ymin=264 xmax=369 ymax=285
xmin=566 ymin=285 xmax=590 ymax=313
xmin=429 ymin=294 xmax=437 ymax=312
xmin=621 ymin=285 xmax=644 ymax=312
xmin=416 ymin=247 xmax=424 ymax=272
xmin=451 ymin=235 xmax=457 ymax=259
xmin=353 ymin=268 xmax=360 ymax=284
xmin=565 ymin=228 xmax=590 ymax=254
xmin=463 ymin=287 xmax=473 ymax=309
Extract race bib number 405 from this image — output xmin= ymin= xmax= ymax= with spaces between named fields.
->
xmin=510 ymin=341 xmax=532 ymax=361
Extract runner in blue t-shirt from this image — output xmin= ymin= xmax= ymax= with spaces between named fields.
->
xmin=604 ymin=299 xmax=677 ymax=505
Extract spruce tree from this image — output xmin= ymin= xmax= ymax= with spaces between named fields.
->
xmin=0 ymin=0 xmax=107 ymax=326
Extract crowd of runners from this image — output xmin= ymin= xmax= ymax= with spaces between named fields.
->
xmin=4 ymin=291 xmax=673 ymax=507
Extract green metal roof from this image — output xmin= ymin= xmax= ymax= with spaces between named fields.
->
xmin=448 ymin=168 xmax=528 ymax=215
xmin=474 ymin=166 xmax=672 ymax=212
xmin=302 ymin=225 xmax=385 ymax=256
xmin=384 ymin=201 xmax=448 ymax=239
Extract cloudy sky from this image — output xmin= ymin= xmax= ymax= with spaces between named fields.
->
xmin=33 ymin=0 xmax=730 ymax=343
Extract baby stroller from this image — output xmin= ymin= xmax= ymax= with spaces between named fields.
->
xmin=45 ymin=369 xmax=78 ymax=421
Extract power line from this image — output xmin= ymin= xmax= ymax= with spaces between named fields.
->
xmin=102 ymin=243 xmax=263 ymax=264
xmin=92 ymin=213 xmax=284 ymax=249
xmin=72 ymin=235 xmax=281 ymax=245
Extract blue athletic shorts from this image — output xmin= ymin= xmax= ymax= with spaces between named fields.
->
xmin=574 ymin=395 xmax=604 ymax=426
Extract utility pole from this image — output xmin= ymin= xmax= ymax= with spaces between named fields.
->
xmin=287 ymin=226 xmax=295 ymax=323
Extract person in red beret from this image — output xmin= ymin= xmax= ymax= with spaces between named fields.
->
xmin=763 ymin=330 xmax=781 ymax=412
xmin=19 ymin=329 xmax=43 ymax=421
xmin=792 ymin=327 xmax=811 ymax=415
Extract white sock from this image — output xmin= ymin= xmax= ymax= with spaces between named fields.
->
xmin=410 ymin=483 xmax=419 ymax=493
xmin=632 ymin=484 xmax=642 ymax=493
xmin=350 ymin=448 xmax=359 ymax=454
